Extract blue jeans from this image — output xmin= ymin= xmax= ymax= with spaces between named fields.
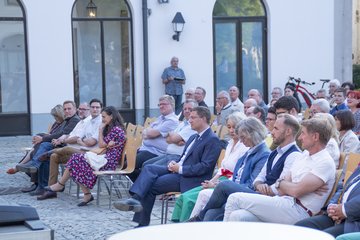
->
xmin=31 ymin=142 xmax=54 ymax=168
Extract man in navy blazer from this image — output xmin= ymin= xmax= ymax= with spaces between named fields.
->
xmin=113 ymin=106 xmax=222 ymax=227
xmin=295 ymin=165 xmax=360 ymax=237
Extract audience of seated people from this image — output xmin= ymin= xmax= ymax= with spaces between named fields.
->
xmin=16 ymin=100 xmax=80 ymax=195
xmin=43 ymin=106 xmax=126 ymax=206
xmin=37 ymin=99 xmax=103 ymax=200
xmin=171 ymin=112 xmax=248 ymax=222
xmin=7 ymin=80 xmax=360 ymax=238
xmin=113 ymin=106 xmax=222 ymax=227
xmin=187 ymin=114 xmax=300 ymax=222
xmin=223 ymin=118 xmax=336 ymax=224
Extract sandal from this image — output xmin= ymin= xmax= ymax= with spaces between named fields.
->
xmin=77 ymin=193 xmax=94 ymax=207
xmin=44 ymin=181 xmax=65 ymax=193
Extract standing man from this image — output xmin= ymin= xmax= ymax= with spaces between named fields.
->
xmin=223 ymin=118 xmax=336 ymax=224
xmin=162 ymin=57 xmax=186 ymax=112
xmin=229 ymin=86 xmax=244 ymax=112
xmin=113 ymin=107 xmax=222 ymax=227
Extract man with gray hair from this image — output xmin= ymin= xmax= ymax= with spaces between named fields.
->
xmin=143 ymin=100 xmax=198 ymax=167
xmin=178 ymin=88 xmax=195 ymax=120
xmin=309 ymin=98 xmax=331 ymax=118
xmin=215 ymin=90 xmax=237 ymax=125
xmin=128 ymin=95 xmax=179 ymax=182
xmin=229 ymin=86 xmax=244 ymax=112
xmin=248 ymin=89 xmax=269 ymax=114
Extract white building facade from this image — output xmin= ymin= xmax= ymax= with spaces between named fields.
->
xmin=0 ymin=0 xmax=352 ymax=135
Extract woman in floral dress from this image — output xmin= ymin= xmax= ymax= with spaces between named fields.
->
xmin=45 ymin=106 xmax=126 ymax=206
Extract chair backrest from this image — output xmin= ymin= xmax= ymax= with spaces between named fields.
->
xmin=121 ymin=137 xmax=138 ymax=174
xmin=126 ymin=123 xmax=137 ymax=138
xmin=135 ymin=125 xmax=144 ymax=139
xmin=217 ymin=149 xmax=226 ymax=169
xmin=344 ymin=152 xmax=360 ymax=183
xmin=210 ymin=114 xmax=217 ymax=126
xmin=323 ymin=169 xmax=343 ymax=207
xmin=143 ymin=117 xmax=156 ymax=128
xmin=337 ymin=152 xmax=346 ymax=170
xmin=219 ymin=126 xmax=229 ymax=140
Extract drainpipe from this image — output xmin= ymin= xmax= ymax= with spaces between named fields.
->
xmin=142 ymin=0 xmax=150 ymax=120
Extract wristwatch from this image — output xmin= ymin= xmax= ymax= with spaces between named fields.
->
xmin=275 ymin=178 xmax=284 ymax=189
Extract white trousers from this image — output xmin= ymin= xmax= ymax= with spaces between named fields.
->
xmin=224 ymin=193 xmax=310 ymax=224
xmin=190 ymin=189 xmax=214 ymax=218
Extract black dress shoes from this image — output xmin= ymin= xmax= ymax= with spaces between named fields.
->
xmin=113 ymin=198 xmax=143 ymax=212
xmin=20 ymin=183 xmax=38 ymax=193
xmin=37 ymin=191 xmax=57 ymax=200
xmin=77 ymin=193 xmax=94 ymax=207
xmin=29 ymin=188 xmax=46 ymax=196
xmin=185 ymin=215 xmax=201 ymax=222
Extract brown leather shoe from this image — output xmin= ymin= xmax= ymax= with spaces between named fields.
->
xmin=37 ymin=191 xmax=57 ymax=200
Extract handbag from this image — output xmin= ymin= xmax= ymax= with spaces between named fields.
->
xmin=90 ymin=147 xmax=107 ymax=155
xmin=84 ymin=151 xmax=107 ymax=171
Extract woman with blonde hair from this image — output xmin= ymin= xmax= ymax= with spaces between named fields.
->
xmin=6 ymin=104 xmax=65 ymax=175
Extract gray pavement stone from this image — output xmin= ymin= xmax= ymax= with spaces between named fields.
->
xmin=0 ymin=136 xmax=174 ymax=239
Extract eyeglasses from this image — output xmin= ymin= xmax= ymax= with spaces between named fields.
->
xmin=78 ymin=108 xmax=90 ymax=111
xmin=185 ymin=93 xmax=193 ymax=95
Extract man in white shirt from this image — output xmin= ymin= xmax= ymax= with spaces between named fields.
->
xmin=223 ymin=118 xmax=336 ymax=224
xmin=228 ymin=86 xmax=244 ymax=112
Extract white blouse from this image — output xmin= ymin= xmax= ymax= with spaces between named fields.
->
xmin=216 ymin=139 xmax=249 ymax=175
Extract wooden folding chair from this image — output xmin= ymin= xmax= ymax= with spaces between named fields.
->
xmin=143 ymin=117 xmax=156 ymax=128
xmin=126 ymin=123 xmax=137 ymax=137
xmin=323 ymin=169 xmax=343 ymax=207
xmin=160 ymin=149 xmax=226 ymax=224
xmin=343 ymin=152 xmax=360 ymax=183
xmin=337 ymin=152 xmax=346 ymax=170
xmin=94 ymin=137 xmax=138 ymax=208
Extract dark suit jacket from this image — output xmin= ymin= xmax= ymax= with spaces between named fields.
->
xmin=232 ymin=142 xmax=270 ymax=189
xmin=42 ymin=114 xmax=80 ymax=142
xmin=328 ymin=166 xmax=360 ymax=233
xmin=176 ymin=128 xmax=221 ymax=192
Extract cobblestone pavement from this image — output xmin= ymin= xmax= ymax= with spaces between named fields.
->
xmin=0 ymin=136 xmax=173 ymax=239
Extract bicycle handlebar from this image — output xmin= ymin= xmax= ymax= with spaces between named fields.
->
xmin=320 ymin=79 xmax=330 ymax=83
xmin=288 ymin=76 xmax=315 ymax=86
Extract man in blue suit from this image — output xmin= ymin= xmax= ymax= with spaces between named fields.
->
xmin=190 ymin=114 xmax=301 ymax=221
xmin=295 ymin=165 xmax=360 ymax=237
xmin=113 ymin=106 xmax=222 ymax=227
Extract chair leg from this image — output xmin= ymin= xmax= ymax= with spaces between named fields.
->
xmin=161 ymin=195 xmax=165 ymax=224
xmin=165 ymin=197 xmax=170 ymax=224
xmin=96 ymin=177 xmax=101 ymax=206
xmin=109 ymin=176 xmax=113 ymax=209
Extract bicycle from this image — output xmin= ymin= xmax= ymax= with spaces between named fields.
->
xmin=287 ymin=77 xmax=316 ymax=108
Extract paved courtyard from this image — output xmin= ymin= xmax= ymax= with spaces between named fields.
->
xmin=0 ymin=136 xmax=173 ymax=239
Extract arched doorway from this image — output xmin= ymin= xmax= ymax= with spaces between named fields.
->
xmin=0 ymin=0 xmax=30 ymax=136
xmin=72 ymin=0 xmax=135 ymax=122
xmin=213 ymin=0 xmax=267 ymax=100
